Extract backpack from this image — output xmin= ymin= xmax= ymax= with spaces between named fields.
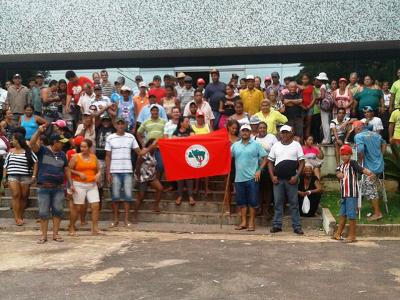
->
xmin=320 ymin=88 xmax=333 ymax=112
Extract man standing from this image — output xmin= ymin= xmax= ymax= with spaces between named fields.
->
xmin=204 ymin=68 xmax=226 ymax=129
xmin=175 ymin=72 xmax=186 ymax=99
xmin=77 ymin=83 xmax=96 ymax=115
xmin=353 ymin=121 xmax=386 ymax=221
xmin=105 ymin=118 xmax=155 ymax=226
xmin=240 ymin=75 xmax=264 ymax=116
xmin=265 ymin=72 xmax=285 ymax=101
xmin=100 ymin=70 xmax=114 ymax=98
xmin=390 ymin=68 xmax=400 ymax=113
xmin=268 ymin=125 xmax=305 ymax=235
xmin=90 ymin=85 xmax=114 ymax=120
xmin=179 ymin=76 xmax=195 ymax=112
xmin=231 ymin=124 xmax=267 ymax=231
xmin=132 ymin=75 xmax=143 ymax=96
xmin=30 ymin=125 xmax=72 ymax=244
xmin=148 ymin=75 xmax=166 ymax=103
xmin=31 ymin=72 xmax=46 ymax=116
xmin=116 ymin=86 xmax=136 ymax=133
xmin=5 ymin=74 xmax=30 ymax=124
xmin=183 ymin=89 xmax=214 ymax=128
xmin=133 ymin=82 xmax=149 ymax=117
xmin=137 ymin=94 xmax=168 ymax=125
xmin=283 ymin=81 xmax=304 ymax=140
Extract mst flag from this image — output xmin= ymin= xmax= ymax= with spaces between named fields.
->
xmin=158 ymin=128 xmax=231 ymax=181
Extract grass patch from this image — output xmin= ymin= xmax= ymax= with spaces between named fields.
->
xmin=321 ymin=191 xmax=400 ymax=224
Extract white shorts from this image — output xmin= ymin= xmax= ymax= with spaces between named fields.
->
xmin=72 ymin=181 xmax=100 ymax=205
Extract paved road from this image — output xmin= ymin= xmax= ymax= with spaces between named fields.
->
xmin=0 ymin=231 xmax=400 ymax=300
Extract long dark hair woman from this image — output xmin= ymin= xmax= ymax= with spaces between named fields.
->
xmin=3 ymin=132 xmax=38 ymax=226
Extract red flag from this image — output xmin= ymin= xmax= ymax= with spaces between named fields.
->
xmin=158 ymin=128 xmax=231 ymax=181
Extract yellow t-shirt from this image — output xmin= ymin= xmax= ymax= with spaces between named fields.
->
xmin=389 ymin=109 xmax=400 ymax=139
xmin=239 ymin=88 xmax=264 ymax=116
xmin=254 ymin=110 xmax=288 ymax=135
xmin=192 ymin=124 xmax=210 ymax=135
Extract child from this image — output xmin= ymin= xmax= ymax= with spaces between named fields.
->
xmin=332 ymin=144 xmax=374 ymax=243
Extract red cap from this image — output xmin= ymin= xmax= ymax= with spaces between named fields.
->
xmin=352 ymin=120 xmax=364 ymax=128
xmin=264 ymin=76 xmax=272 ymax=81
xmin=339 ymin=145 xmax=353 ymax=155
xmin=73 ymin=136 xmax=84 ymax=146
xmin=338 ymin=78 xmax=347 ymax=83
xmin=196 ymin=110 xmax=205 ymax=117
xmin=197 ymin=78 xmax=205 ymax=85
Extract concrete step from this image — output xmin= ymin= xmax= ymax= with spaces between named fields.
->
xmin=0 ymin=197 xmax=235 ymax=213
xmin=0 ymin=207 xmax=322 ymax=228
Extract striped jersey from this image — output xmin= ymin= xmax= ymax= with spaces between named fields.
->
xmin=4 ymin=151 xmax=38 ymax=176
xmin=336 ymin=160 xmax=364 ymax=198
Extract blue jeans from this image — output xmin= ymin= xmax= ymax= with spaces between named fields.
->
xmin=111 ymin=173 xmax=133 ymax=201
xmin=272 ymin=179 xmax=301 ymax=230
xmin=339 ymin=197 xmax=357 ymax=220
xmin=37 ymin=188 xmax=64 ymax=219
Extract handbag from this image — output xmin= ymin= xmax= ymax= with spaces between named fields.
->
xmin=302 ymin=195 xmax=311 ymax=214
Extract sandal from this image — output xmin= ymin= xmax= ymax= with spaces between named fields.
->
xmin=37 ymin=237 xmax=47 ymax=244
xmin=124 ymin=222 xmax=132 ymax=227
xmin=189 ymin=197 xmax=196 ymax=206
xmin=367 ymin=214 xmax=383 ymax=221
xmin=331 ymin=235 xmax=343 ymax=241
xmin=92 ymin=231 xmax=105 ymax=236
xmin=109 ymin=222 xmax=119 ymax=228
xmin=235 ymin=225 xmax=247 ymax=230
xmin=247 ymin=227 xmax=255 ymax=232
xmin=68 ymin=231 xmax=79 ymax=237
xmin=53 ymin=236 xmax=64 ymax=242
xmin=175 ymin=197 xmax=182 ymax=206
xmin=342 ymin=238 xmax=357 ymax=243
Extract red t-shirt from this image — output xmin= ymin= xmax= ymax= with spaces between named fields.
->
xmin=148 ymin=88 xmax=166 ymax=104
xmin=67 ymin=76 xmax=93 ymax=104
xmin=301 ymin=85 xmax=314 ymax=107
xmin=66 ymin=149 xmax=76 ymax=161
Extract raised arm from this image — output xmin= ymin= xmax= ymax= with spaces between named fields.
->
xmin=30 ymin=124 xmax=46 ymax=153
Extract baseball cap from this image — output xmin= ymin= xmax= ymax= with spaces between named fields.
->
xmin=249 ymin=115 xmax=261 ymax=125
xmin=246 ymin=75 xmax=255 ymax=80
xmin=114 ymin=76 xmax=125 ymax=85
xmin=176 ymin=72 xmax=186 ymax=79
xmin=197 ymin=78 xmax=205 ymax=85
xmin=101 ymin=114 xmax=111 ymax=120
xmin=73 ymin=135 xmax=84 ymax=146
xmin=240 ymin=124 xmax=251 ymax=131
xmin=13 ymin=73 xmax=21 ymax=79
xmin=135 ymin=75 xmax=143 ymax=82
xmin=184 ymin=76 xmax=192 ymax=82
xmin=196 ymin=110 xmax=205 ymax=117
xmin=115 ymin=117 xmax=126 ymax=123
xmin=338 ymin=77 xmax=347 ymax=83
xmin=264 ymin=76 xmax=272 ymax=81
xmin=83 ymin=112 xmax=92 ymax=117
xmin=120 ymin=85 xmax=132 ymax=92
xmin=150 ymin=104 xmax=159 ymax=111
xmin=52 ymin=119 xmax=67 ymax=128
xmin=280 ymin=125 xmax=292 ymax=132
xmin=271 ymin=72 xmax=280 ymax=78
xmin=49 ymin=133 xmax=69 ymax=144
xmin=339 ymin=145 xmax=353 ymax=155
xmin=153 ymin=75 xmax=161 ymax=81
xmin=363 ymin=105 xmax=374 ymax=112
xmin=139 ymin=81 xmax=147 ymax=88
xmin=35 ymin=72 xmax=44 ymax=78
xmin=94 ymin=84 xmax=102 ymax=90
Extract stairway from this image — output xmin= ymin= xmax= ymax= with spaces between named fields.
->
xmin=0 ymin=176 xmax=323 ymax=228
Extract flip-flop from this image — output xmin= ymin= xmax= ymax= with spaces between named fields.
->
xmin=53 ymin=236 xmax=64 ymax=242
xmin=247 ymin=227 xmax=255 ymax=232
xmin=37 ymin=237 xmax=47 ymax=244
xmin=68 ymin=232 xmax=79 ymax=237
xmin=92 ymin=231 xmax=106 ymax=236
xmin=124 ymin=223 xmax=133 ymax=227
xmin=235 ymin=225 xmax=247 ymax=230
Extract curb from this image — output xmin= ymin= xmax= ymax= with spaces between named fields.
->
xmin=322 ymin=208 xmax=336 ymax=235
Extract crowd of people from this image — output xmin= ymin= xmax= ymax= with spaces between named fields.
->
xmin=0 ymin=67 xmax=399 ymax=243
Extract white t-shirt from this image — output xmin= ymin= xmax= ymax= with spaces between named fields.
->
xmin=254 ymin=134 xmax=278 ymax=154
xmin=77 ymin=92 xmax=96 ymax=114
xmin=105 ymin=133 xmax=139 ymax=173
xmin=0 ymin=88 xmax=7 ymax=105
xmin=163 ymin=120 xmax=178 ymax=137
xmin=183 ymin=100 xmax=215 ymax=126
xmin=89 ymin=96 xmax=111 ymax=117
xmin=361 ymin=117 xmax=384 ymax=132
xmin=268 ymin=140 xmax=304 ymax=179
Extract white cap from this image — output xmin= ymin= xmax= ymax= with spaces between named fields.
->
xmin=240 ymin=124 xmax=251 ymax=131
xmin=246 ymin=75 xmax=255 ymax=80
xmin=120 ymin=85 xmax=132 ymax=92
xmin=280 ymin=125 xmax=292 ymax=132
xmin=139 ymin=81 xmax=147 ymax=88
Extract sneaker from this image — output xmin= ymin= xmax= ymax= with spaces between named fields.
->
xmin=270 ymin=227 xmax=282 ymax=233
xmin=294 ymin=228 xmax=304 ymax=235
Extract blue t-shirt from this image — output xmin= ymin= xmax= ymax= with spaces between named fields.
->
xmin=117 ymin=97 xmax=135 ymax=129
xmin=354 ymin=128 xmax=385 ymax=174
xmin=204 ymin=81 xmax=226 ymax=111
xmin=231 ymin=139 xmax=267 ymax=182
xmin=110 ymin=92 xmax=123 ymax=104
xmin=36 ymin=145 xmax=67 ymax=185
xmin=137 ymin=104 xmax=168 ymax=124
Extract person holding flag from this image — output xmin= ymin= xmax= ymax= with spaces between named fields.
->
xmin=231 ymin=124 xmax=268 ymax=231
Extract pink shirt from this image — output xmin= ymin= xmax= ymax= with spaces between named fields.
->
xmin=302 ymin=145 xmax=320 ymax=159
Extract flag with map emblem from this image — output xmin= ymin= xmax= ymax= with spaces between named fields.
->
xmin=158 ymin=128 xmax=231 ymax=181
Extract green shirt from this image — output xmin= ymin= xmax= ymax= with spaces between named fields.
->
xmin=137 ymin=118 xmax=166 ymax=142
xmin=389 ymin=109 xmax=400 ymax=139
xmin=353 ymin=87 xmax=383 ymax=112
xmin=390 ymin=79 xmax=400 ymax=109
xmin=312 ymin=86 xmax=321 ymax=115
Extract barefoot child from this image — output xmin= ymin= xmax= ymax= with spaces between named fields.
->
xmin=333 ymin=145 xmax=374 ymax=243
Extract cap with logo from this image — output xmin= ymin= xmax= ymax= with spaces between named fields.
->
xmin=49 ymin=133 xmax=69 ymax=143
xmin=280 ymin=125 xmax=292 ymax=132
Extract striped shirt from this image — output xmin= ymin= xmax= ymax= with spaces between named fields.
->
xmin=105 ymin=133 xmax=139 ymax=173
xmin=101 ymin=81 xmax=114 ymax=98
xmin=337 ymin=160 xmax=364 ymax=198
xmin=4 ymin=151 xmax=37 ymax=176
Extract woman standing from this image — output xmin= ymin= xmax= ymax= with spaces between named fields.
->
xmin=0 ymin=109 xmax=16 ymax=143
xmin=218 ymin=84 xmax=240 ymax=129
xmin=298 ymin=163 xmax=322 ymax=217
xmin=133 ymin=139 xmax=163 ymax=221
xmin=3 ymin=132 xmax=37 ymax=226
xmin=353 ymin=75 xmax=384 ymax=119
xmin=230 ymin=101 xmax=249 ymax=126
xmin=68 ymin=139 xmax=102 ymax=235
xmin=173 ymin=116 xmax=195 ymax=206
xmin=333 ymin=78 xmax=353 ymax=119
xmin=160 ymin=85 xmax=179 ymax=119
xmin=19 ymin=104 xmax=48 ymax=140
xmin=299 ymin=74 xmax=315 ymax=138
xmin=302 ymin=136 xmax=324 ymax=179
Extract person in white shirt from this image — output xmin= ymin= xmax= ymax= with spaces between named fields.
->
xmin=163 ymin=107 xmax=180 ymax=138
xmin=183 ymin=89 xmax=214 ymax=128
xmin=105 ymin=118 xmax=156 ymax=227
xmin=360 ymin=105 xmax=383 ymax=135
xmin=77 ymin=83 xmax=96 ymax=115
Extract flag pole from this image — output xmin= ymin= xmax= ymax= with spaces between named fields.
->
xmin=220 ymin=172 xmax=231 ymax=229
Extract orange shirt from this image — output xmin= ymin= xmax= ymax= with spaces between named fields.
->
xmin=71 ymin=153 xmax=97 ymax=183
xmin=133 ymin=94 xmax=149 ymax=115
